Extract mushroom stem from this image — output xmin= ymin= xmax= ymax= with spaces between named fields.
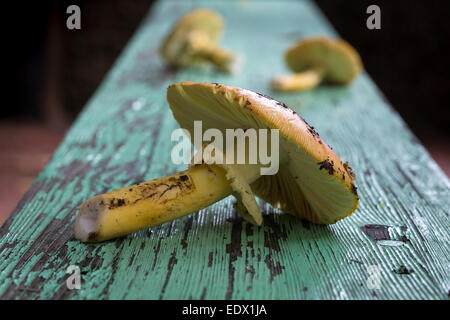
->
xmin=271 ymin=68 xmax=324 ymax=92
xmin=187 ymin=31 xmax=235 ymax=72
xmin=195 ymin=44 xmax=236 ymax=72
xmin=74 ymin=164 xmax=234 ymax=242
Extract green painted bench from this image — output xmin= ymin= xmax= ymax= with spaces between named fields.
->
xmin=1 ymin=0 xmax=449 ymax=300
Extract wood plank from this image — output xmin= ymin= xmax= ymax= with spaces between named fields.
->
xmin=0 ymin=0 xmax=449 ymax=300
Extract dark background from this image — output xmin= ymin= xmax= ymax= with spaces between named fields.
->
xmin=316 ymin=0 xmax=450 ymax=138
xmin=4 ymin=0 xmax=450 ymax=133
xmin=0 ymin=0 xmax=449 ymax=223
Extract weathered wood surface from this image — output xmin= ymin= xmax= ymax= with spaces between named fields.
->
xmin=1 ymin=0 xmax=449 ymax=300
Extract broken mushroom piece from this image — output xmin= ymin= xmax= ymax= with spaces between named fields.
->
xmin=271 ymin=37 xmax=363 ymax=91
xmin=74 ymin=82 xmax=359 ymax=242
xmin=159 ymin=8 xmax=236 ymax=73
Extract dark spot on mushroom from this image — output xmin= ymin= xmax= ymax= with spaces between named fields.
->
xmin=255 ymin=92 xmax=276 ymax=101
xmin=317 ymin=159 xmax=335 ymax=175
xmin=129 ymin=188 xmax=133 ymax=192
xmin=159 ymin=183 xmax=181 ymax=199
xmin=246 ymin=100 xmax=251 ymax=105
xmin=109 ymin=198 xmax=126 ymax=209
xmin=307 ymin=125 xmax=320 ymax=139
xmin=351 ymin=184 xmax=358 ymax=196
xmin=87 ymin=232 xmax=98 ymax=241
xmin=343 ymin=161 xmax=356 ymax=179
xmin=254 ymin=90 xmax=294 ymax=112
xmin=275 ymin=101 xmax=289 ymax=109
xmin=179 ymin=175 xmax=189 ymax=181
xmin=299 ymin=116 xmax=323 ymax=140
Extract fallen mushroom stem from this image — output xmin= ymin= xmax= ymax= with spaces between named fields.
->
xmin=74 ymin=163 xmax=261 ymax=242
xmin=271 ymin=68 xmax=324 ymax=91
xmin=194 ymin=44 xmax=235 ymax=72
xmin=187 ymin=32 xmax=235 ymax=72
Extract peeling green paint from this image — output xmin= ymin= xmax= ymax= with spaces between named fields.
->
xmin=0 ymin=0 xmax=449 ymax=300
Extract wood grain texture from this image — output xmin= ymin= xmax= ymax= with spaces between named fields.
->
xmin=0 ymin=0 xmax=449 ymax=300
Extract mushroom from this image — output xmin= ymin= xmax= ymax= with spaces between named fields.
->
xmin=271 ymin=37 xmax=363 ymax=91
xmin=74 ymin=82 xmax=359 ymax=242
xmin=159 ymin=8 xmax=236 ymax=73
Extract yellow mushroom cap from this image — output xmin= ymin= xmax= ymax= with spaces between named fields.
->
xmin=285 ymin=37 xmax=363 ymax=85
xmin=167 ymin=82 xmax=359 ymax=225
xmin=160 ymin=8 xmax=224 ymax=67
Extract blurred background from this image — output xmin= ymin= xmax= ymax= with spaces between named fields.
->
xmin=1 ymin=0 xmax=449 ymax=225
